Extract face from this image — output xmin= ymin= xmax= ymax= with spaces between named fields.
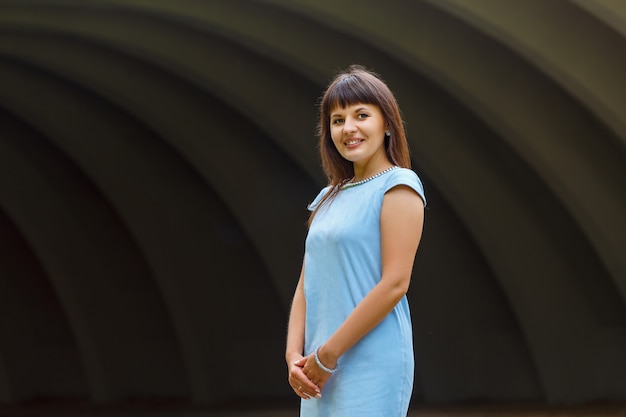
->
xmin=329 ymin=103 xmax=388 ymax=166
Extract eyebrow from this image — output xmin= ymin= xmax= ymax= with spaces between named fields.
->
xmin=330 ymin=106 xmax=370 ymax=118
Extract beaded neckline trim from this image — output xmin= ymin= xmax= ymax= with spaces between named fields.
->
xmin=342 ymin=166 xmax=399 ymax=189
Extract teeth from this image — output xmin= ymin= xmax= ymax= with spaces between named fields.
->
xmin=346 ymin=140 xmax=361 ymax=145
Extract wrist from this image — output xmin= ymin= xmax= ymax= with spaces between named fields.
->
xmin=285 ymin=350 xmax=302 ymax=365
xmin=318 ymin=344 xmax=338 ymax=368
xmin=315 ymin=345 xmax=338 ymax=373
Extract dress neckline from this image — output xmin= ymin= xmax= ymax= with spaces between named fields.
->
xmin=341 ymin=166 xmax=399 ymax=189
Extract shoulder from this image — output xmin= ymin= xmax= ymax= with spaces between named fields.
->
xmin=383 ymin=168 xmax=426 ymax=206
xmin=307 ymin=185 xmax=332 ymax=211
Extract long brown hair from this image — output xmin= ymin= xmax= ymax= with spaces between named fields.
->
xmin=309 ymin=65 xmax=412 ymax=226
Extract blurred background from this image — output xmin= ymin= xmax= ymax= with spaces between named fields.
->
xmin=0 ymin=0 xmax=625 ymax=415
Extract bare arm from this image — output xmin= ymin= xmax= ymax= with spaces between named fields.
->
xmin=286 ymin=262 xmax=321 ymax=399
xmin=302 ymin=185 xmax=424 ymax=388
xmin=286 ymin=263 xmax=306 ymax=365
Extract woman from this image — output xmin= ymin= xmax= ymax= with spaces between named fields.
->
xmin=286 ymin=65 xmax=426 ymax=416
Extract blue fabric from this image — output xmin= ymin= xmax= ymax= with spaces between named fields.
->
xmin=301 ymin=168 xmax=426 ymax=417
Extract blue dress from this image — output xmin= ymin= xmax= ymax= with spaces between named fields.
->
xmin=302 ymin=167 xmax=426 ymax=417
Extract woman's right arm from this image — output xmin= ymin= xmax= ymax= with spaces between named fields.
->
xmin=286 ymin=262 xmax=321 ymax=399
xmin=286 ymin=262 xmax=306 ymax=365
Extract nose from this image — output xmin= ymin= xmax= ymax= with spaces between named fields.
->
xmin=343 ymin=116 xmax=357 ymax=134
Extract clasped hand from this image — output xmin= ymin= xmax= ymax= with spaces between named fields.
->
xmin=288 ymin=353 xmax=333 ymax=400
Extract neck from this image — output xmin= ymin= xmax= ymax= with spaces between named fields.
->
xmin=352 ymin=158 xmax=393 ymax=182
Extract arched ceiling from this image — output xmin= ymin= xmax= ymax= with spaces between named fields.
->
xmin=0 ymin=0 xmax=624 ymax=408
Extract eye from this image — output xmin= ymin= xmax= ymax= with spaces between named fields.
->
xmin=357 ymin=113 xmax=369 ymax=119
xmin=332 ymin=118 xmax=344 ymax=125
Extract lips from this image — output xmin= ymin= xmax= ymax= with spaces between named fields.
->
xmin=344 ymin=138 xmax=364 ymax=148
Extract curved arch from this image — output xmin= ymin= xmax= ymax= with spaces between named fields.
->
xmin=0 ymin=107 xmax=115 ymax=402
xmin=570 ymin=0 xmax=626 ymax=39
xmin=0 ymin=209 xmax=19 ymax=404
xmin=0 ymin=53 xmax=303 ymax=402
xmin=428 ymin=0 xmax=626 ymax=149
xmin=423 ymin=0 xmax=626 ymax=300
xmin=0 ymin=2 xmax=592 ymax=404
xmin=0 ymin=7 xmax=323 ymax=307
xmin=0 ymin=0 xmax=623 ymax=406
xmin=258 ymin=0 xmax=626 ymax=303
xmin=0 ymin=205 xmax=85 ymax=402
xmin=411 ymin=185 xmax=542 ymax=401
xmin=0 ymin=12 xmax=543 ymax=402
xmin=250 ymin=0 xmax=626 ymax=402
xmin=0 ymin=110 xmax=90 ymax=402
xmin=0 ymin=65 xmax=214 ymax=402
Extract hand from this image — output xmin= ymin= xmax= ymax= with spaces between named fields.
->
xmin=302 ymin=350 xmax=334 ymax=391
xmin=288 ymin=355 xmax=321 ymax=400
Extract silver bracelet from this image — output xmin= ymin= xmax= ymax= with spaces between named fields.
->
xmin=314 ymin=346 xmax=338 ymax=374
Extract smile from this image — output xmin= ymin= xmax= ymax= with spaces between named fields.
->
xmin=345 ymin=139 xmax=363 ymax=146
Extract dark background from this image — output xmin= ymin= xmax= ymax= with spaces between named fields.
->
xmin=0 ymin=0 xmax=624 ymax=413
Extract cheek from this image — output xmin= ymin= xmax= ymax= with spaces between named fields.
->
xmin=330 ymin=128 xmax=342 ymax=146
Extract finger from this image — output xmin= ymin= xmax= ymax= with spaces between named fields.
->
xmin=295 ymin=384 xmax=316 ymax=400
xmin=290 ymin=366 xmax=321 ymax=399
xmin=295 ymin=384 xmax=309 ymax=400
xmin=303 ymin=382 xmax=322 ymax=399
xmin=294 ymin=377 xmax=321 ymax=398
xmin=293 ymin=357 xmax=307 ymax=367
xmin=301 ymin=389 xmax=320 ymax=399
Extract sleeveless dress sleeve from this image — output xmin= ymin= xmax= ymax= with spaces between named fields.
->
xmin=383 ymin=168 xmax=427 ymax=207
xmin=307 ymin=185 xmax=332 ymax=211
